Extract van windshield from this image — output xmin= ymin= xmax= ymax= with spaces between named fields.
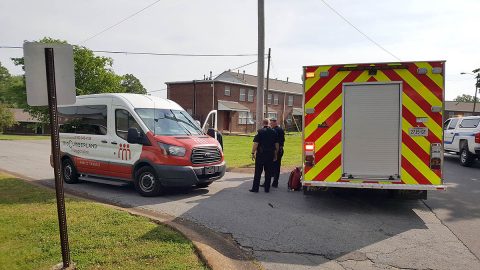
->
xmin=135 ymin=108 xmax=203 ymax=136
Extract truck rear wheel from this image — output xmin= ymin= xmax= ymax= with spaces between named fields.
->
xmin=134 ymin=166 xmax=164 ymax=197
xmin=62 ymin=159 xmax=79 ymax=184
xmin=460 ymin=147 xmax=475 ymax=167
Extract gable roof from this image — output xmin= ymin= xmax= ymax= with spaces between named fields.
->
xmin=214 ymin=71 xmax=302 ymax=95
xmin=445 ymin=101 xmax=480 ymax=113
xmin=11 ymin=109 xmax=41 ymax=123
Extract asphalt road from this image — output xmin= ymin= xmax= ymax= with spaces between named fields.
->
xmin=1 ymin=140 xmax=479 ymax=270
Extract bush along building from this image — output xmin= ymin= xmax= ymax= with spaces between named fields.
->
xmin=166 ymin=71 xmax=303 ymax=134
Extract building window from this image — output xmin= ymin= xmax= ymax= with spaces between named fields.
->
xmin=267 ymin=93 xmax=272 ymax=104
xmin=248 ymin=89 xmax=254 ymax=102
xmin=288 ymin=95 xmax=294 ymax=106
xmin=265 ymin=112 xmax=277 ymax=120
xmin=240 ymin=88 xmax=246 ymax=101
xmin=224 ymin=86 xmax=230 ymax=96
xmin=238 ymin=111 xmax=254 ymax=124
xmin=274 ymin=94 xmax=279 ymax=105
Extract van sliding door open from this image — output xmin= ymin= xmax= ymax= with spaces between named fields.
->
xmin=342 ymin=83 xmax=401 ymax=180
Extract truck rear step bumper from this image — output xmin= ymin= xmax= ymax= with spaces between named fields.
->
xmin=302 ymin=181 xmax=446 ymax=191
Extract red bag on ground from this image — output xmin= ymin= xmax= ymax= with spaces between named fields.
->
xmin=288 ymin=167 xmax=302 ymax=191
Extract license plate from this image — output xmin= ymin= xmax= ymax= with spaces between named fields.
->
xmin=204 ymin=166 xmax=215 ymax=175
xmin=409 ymin=127 xmax=428 ymax=137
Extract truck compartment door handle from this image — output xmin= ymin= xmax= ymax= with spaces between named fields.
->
xmin=111 ymin=141 xmax=118 ymax=145
xmin=101 ymin=140 xmax=108 ymax=143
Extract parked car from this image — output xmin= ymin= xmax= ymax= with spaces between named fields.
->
xmin=443 ymin=116 xmax=480 ymax=166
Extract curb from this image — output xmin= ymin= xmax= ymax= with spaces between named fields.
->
xmin=0 ymin=169 xmax=261 ymax=270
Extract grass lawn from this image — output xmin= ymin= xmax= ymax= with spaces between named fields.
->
xmin=0 ymin=134 xmax=50 ymax=140
xmin=223 ymin=132 xmax=302 ymax=169
xmin=0 ymin=173 xmax=206 ymax=270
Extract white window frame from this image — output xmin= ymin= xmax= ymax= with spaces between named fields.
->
xmin=273 ymin=94 xmax=279 ymax=105
xmin=248 ymin=89 xmax=254 ymax=102
xmin=240 ymin=88 xmax=246 ymax=101
xmin=265 ymin=112 xmax=277 ymax=120
xmin=238 ymin=111 xmax=254 ymax=125
xmin=288 ymin=95 xmax=294 ymax=106
xmin=224 ymin=86 xmax=231 ymax=96
xmin=267 ymin=93 xmax=272 ymax=105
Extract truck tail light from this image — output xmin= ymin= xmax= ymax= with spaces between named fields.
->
xmin=430 ymin=143 xmax=442 ymax=170
xmin=475 ymin=133 xmax=480 ymax=144
xmin=304 ymin=142 xmax=315 ymax=167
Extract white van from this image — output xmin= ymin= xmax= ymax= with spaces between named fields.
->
xmin=444 ymin=116 xmax=480 ymax=166
xmin=56 ymin=93 xmax=225 ymax=196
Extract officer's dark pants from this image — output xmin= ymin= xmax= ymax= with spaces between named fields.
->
xmin=272 ymin=147 xmax=284 ymax=187
xmin=252 ymin=151 xmax=274 ymax=192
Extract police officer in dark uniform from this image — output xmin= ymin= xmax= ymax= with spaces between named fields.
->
xmin=250 ymin=119 xmax=279 ymax=193
xmin=270 ymin=118 xmax=285 ymax=188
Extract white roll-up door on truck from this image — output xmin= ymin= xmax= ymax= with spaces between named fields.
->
xmin=342 ymin=83 xmax=401 ymax=179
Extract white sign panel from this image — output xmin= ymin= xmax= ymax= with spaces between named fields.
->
xmin=24 ymin=42 xmax=76 ymax=106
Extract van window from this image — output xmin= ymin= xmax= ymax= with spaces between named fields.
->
xmin=135 ymin=108 xmax=203 ymax=136
xmin=58 ymin=105 xmax=107 ymax=135
xmin=115 ymin=109 xmax=142 ymax=140
xmin=459 ymin=118 xmax=480 ymax=129
xmin=448 ymin=118 xmax=459 ymax=130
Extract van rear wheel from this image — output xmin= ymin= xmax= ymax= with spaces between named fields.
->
xmin=134 ymin=166 xmax=163 ymax=196
xmin=62 ymin=159 xmax=79 ymax=184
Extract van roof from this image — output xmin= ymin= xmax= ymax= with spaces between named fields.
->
xmin=75 ymin=93 xmax=183 ymax=110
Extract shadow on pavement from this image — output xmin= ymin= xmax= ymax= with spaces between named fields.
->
xmin=36 ymin=173 xmax=429 ymax=267
xmin=427 ymin=154 xmax=480 ymax=223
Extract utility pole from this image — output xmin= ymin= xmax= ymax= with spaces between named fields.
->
xmin=265 ymin=48 xmax=271 ymax=118
xmin=473 ymin=68 xmax=480 ymax=114
xmin=256 ymin=0 xmax=265 ymax=129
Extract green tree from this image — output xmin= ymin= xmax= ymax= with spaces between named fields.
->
xmin=121 ymin=74 xmax=147 ymax=94
xmin=7 ymin=37 xmax=145 ymax=123
xmin=454 ymin=94 xmax=480 ymax=103
xmin=0 ymin=103 xmax=17 ymax=132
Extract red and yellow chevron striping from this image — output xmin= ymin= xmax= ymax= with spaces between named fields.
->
xmin=303 ymin=61 xmax=445 ymax=188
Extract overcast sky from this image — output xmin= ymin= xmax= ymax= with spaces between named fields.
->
xmin=0 ymin=0 xmax=478 ymax=100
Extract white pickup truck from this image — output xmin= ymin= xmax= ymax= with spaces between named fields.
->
xmin=443 ymin=116 xmax=480 ymax=166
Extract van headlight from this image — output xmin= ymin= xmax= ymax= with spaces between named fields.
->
xmin=158 ymin=143 xmax=186 ymax=157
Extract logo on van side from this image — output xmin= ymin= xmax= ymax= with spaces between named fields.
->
xmin=118 ymin=144 xmax=131 ymax=160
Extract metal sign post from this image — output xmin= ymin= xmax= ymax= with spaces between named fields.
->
xmin=24 ymin=42 xmax=76 ymax=269
xmin=45 ymin=47 xmax=71 ymax=269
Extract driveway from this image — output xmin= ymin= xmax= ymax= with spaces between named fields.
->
xmin=0 ymin=140 xmax=479 ymax=270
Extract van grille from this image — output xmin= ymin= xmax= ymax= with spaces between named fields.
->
xmin=191 ymin=146 xmax=222 ymax=164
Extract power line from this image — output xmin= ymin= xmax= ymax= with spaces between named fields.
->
xmin=79 ymin=0 xmax=163 ymax=44
xmin=94 ymin=50 xmax=257 ymax=57
xmin=0 ymin=46 xmax=257 ymax=57
xmin=320 ymin=0 xmax=401 ymax=61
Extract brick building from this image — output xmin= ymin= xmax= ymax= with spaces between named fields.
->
xmin=166 ymin=71 xmax=303 ymax=133
xmin=2 ymin=108 xmax=50 ymax=135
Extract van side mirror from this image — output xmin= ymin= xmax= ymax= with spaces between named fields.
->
xmin=127 ymin=127 xmax=141 ymax=144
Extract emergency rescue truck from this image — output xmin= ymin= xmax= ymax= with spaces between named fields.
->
xmin=302 ymin=61 xmax=446 ymax=198
xmin=56 ymin=93 xmax=225 ymax=196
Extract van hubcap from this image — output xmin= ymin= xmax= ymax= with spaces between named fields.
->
xmin=140 ymin=173 xmax=155 ymax=192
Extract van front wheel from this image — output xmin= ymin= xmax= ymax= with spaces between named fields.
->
xmin=134 ymin=166 xmax=163 ymax=196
